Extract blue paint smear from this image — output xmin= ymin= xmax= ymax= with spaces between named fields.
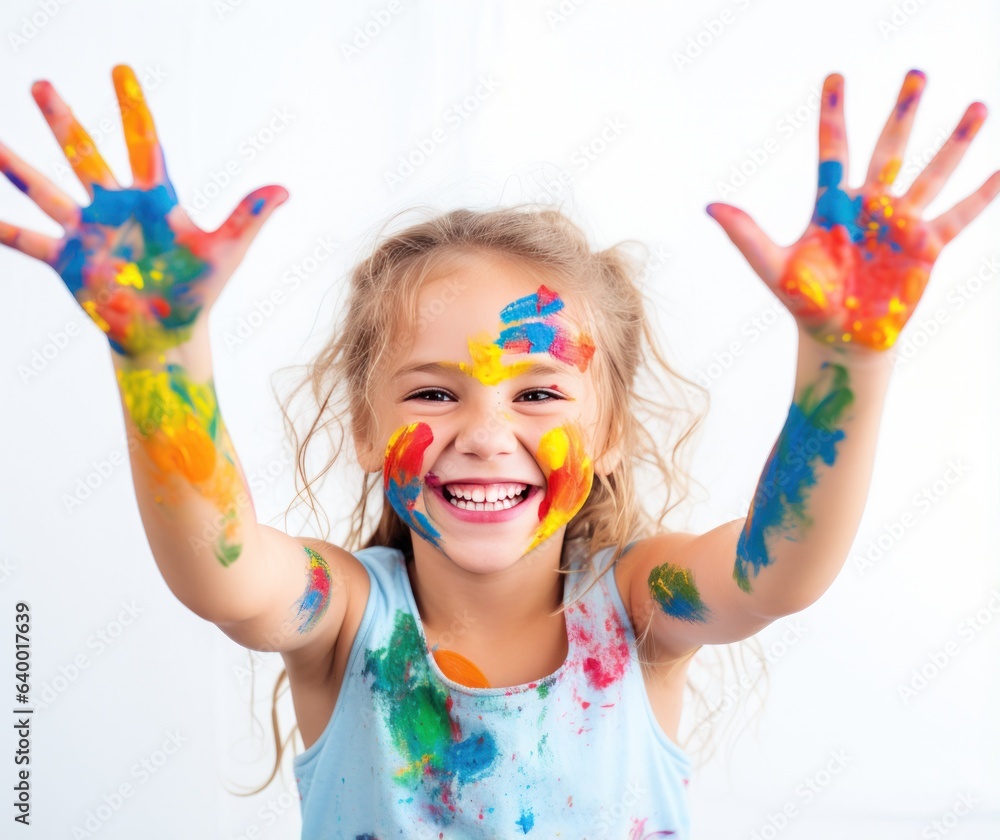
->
xmin=817 ymin=160 xmax=844 ymax=190
xmin=497 ymin=321 xmax=558 ymax=353
xmin=53 ymin=237 xmax=86 ymax=295
xmin=500 ymin=290 xmax=563 ymax=323
xmin=54 ymin=184 xmax=210 ymax=339
xmin=735 ymin=364 xmax=850 ymax=593
xmin=81 ymin=184 xmax=178 ymax=254
xmin=385 ymin=475 xmax=441 ymax=548
xmin=447 ymin=731 xmax=499 ymax=784
xmin=297 ymin=589 xmax=322 ymax=618
xmin=250 ymin=197 xmax=266 ymax=215
xmin=814 ymin=161 xmax=864 ymax=241
xmin=516 ymin=808 xmax=536 ymax=833
xmin=2 ymin=168 xmax=30 ymax=194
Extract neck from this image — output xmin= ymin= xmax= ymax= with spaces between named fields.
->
xmin=406 ymin=536 xmax=567 ymax=645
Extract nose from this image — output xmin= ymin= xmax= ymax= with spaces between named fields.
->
xmin=453 ymin=395 xmax=518 ymax=460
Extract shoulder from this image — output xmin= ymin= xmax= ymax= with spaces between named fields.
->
xmin=279 ymin=539 xmax=378 ymax=685
xmin=612 ymin=532 xmax=702 ymax=654
xmin=613 ymin=532 xmax=700 ymax=612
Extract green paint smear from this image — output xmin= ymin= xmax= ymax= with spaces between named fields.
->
xmin=363 ymin=610 xmax=498 ymax=820
xmin=648 ymin=562 xmax=711 ymax=623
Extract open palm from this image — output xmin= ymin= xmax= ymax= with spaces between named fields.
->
xmin=0 ymin=64 xmax=287 ymax=358
xmin=708 ymin=70 xmax=1000 ymax=352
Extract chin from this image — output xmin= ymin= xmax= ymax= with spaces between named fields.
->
xmin=441 ymin=544 xmax=535 ymax=575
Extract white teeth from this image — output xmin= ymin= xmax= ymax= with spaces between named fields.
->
xmin=447 ymin=496 xmax=519 ymax=512
xmin=441 ymin=482 xmax=528 ymax=502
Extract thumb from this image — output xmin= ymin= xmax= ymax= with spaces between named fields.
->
xmin=706 ymin=202 xmax=786 ymax=288
xmin=211 ymin=184 xmax=289 ymax=251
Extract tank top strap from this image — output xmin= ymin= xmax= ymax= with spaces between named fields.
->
xmin=561 ymin=544 xmax=635 ymax=697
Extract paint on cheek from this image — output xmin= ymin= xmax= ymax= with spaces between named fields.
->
xmin=383 ymin=422 xmax=442 ymax=548
xmin=293 ymin=546 xmax=333 ymax=634
xmin=735 ymin=362 xmax=853 ymax=593
xmin=529 ymin=424 xmax=594 ymax=552
xmin=117 ymin=363 xmax=244 ymax=566
xmin=454 ymin=285 xmax=596 ymax=385
xmin=648 ymin=563 xmax=711 ymax=623
xmin=363 ymin=610 xmax=499 ymax=823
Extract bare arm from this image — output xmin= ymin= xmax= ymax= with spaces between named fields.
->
xmin=623 ymin=69 xmax=1000 ymax=659
xmin=111 ymin=320 xmax=357 ymax=656
xmin=1 ymin=64 xmax=358 ymax=660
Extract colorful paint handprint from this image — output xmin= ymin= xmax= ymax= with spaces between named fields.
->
xmin=709 ymin=70 xmax=1000 ymax=353
xmin=0 ymin=65 xmax=287 ymax=567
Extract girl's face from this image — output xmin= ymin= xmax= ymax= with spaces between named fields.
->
xmin=366 ymin=252 xmax=611 ymax=573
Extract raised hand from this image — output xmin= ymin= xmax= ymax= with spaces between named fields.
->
xmin=0 ymin=64 xmax=287 ymax=358
xmin=707 ymin=70 xmax=1000 ymax=353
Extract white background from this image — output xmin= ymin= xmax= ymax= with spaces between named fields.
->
xmin=1 ymin=1 xmax=998 ymax=838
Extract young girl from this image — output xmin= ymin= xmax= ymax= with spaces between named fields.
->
xmin=3 ymin=64 xmax=998 ymax=838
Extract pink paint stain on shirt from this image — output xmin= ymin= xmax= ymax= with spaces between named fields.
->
xmin=567 ymin=600 xmax=629 ymax=691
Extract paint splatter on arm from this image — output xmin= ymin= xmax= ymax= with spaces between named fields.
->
xmin=734 ymin=358 xmax=857 ymax=597
xmin=292 ymin=546 xmax=335 ymax=634
xmin=627 ymin=70 xmax=1000 ymax=654
xmin=0 ymin=66 xmax=304 ymax=627
xmin=703 ymin=69 xmax=999 ymax=612
xmin=648 ymin=563 xmax=712 ymax=624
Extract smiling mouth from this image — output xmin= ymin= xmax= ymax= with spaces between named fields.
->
xmin=440 ymin=484 xmax=532 ymax=512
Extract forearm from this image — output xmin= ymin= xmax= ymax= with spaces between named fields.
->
xmin=112 ymin=321 xmax=270 ymax=624
xmin=735 ymin=324 xmax=894 ymax=615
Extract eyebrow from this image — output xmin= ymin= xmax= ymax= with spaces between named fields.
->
xmin=394 ymin=360 xmax=574 ymax=379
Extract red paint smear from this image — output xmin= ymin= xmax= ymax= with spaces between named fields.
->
xmin=150 ymin=296 xmax=171 ymax=318
xmin=550 ymin=330 xmax=596 ymax=372
xmin=780 ymin=222 xmax=931 ymax=346
xmin=308 ymin=565 xmax=330 ymax=600
xmin=537 ymin=284 xmax=560 ymax=312
xmin=107 ymin=288 xmax=136 ymax=314
xmin=500 ymin=337 xmax=533 ymax=354
xmin=383 ymin=423 xmax=433 ymax=492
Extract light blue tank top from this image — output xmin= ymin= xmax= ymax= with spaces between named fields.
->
xmin=293 ymin=543 xmax=692 ymax=839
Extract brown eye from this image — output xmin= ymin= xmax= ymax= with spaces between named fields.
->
xmin=517 ymin=389 xmax=562 ymax=402
xmin=407 ymin=388 xmax=454 ymax=402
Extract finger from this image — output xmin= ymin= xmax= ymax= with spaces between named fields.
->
xmin=0 ymin=140 xmax=79 ymax=226
xmin=31 ymin=79 xmax=119 ymax=196
xmin=863 ymin=69 xmax=927 ymax=190
xmin=112 ymin=64 xmax=166 ymax=189
xmin=208 ymin=185 xmax=290 ymax=252
xmin=818 ymin=73 xmax=848 ymax=180
xmin=0 ymin=220 xmax=61 ymax=263
xmin=928 ymin=170 xmax=1000 ymax=247
xmin=706 ymin=202 xmax=785 ymax=288
xmin=902 ymin=102 xmax=988 ymax=212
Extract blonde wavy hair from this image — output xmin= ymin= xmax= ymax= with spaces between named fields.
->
xmin=235 ymin=202 xmax=767 ymax=796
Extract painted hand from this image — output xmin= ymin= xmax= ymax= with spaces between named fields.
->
xmin=0 ymin=64 xmax=288 ymax=358
xmin=707 ymin=70 xmax=1000 ymax=352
